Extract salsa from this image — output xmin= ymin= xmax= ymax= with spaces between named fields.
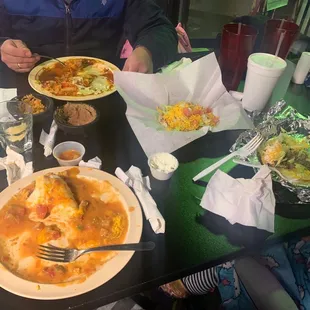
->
xmin=58 ymin=150 xmax=81 ymax=161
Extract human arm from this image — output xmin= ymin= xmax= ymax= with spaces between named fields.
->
xmin=123 ymin=0 xmax=178 ymax=72
xmin=0 ymin=2 xmax=40 ymax=72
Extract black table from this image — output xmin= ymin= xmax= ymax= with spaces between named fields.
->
xmin=1 ymin=63 xmax=310 ymax=310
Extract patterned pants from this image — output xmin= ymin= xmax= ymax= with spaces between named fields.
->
xmin=162 ymin=237 xmax=310 ymax=310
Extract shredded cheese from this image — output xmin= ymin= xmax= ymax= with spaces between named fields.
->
xmin=157 ymin=101 xmax=219 ymax=131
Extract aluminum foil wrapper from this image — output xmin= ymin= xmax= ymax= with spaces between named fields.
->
xmin=231 ymin=100 xmax=310 ymax=203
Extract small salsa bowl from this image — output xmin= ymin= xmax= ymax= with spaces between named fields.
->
xmin=53 ymin=141 xmax=85 ymax=166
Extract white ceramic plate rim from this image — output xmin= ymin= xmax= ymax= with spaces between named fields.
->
xmin=0 ymin=167 xmax=142 ymax=300
xmin=28 ymin=56 xmax=120 ymax=101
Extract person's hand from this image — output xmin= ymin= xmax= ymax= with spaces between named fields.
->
xmin=123 ymin=46 xmax=153 ymax=73
xmin=0 ymin=39 xmax=40 ymax=73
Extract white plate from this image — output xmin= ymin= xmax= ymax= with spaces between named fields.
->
xmin=28 ymin=56 xmax=120 ymax=101
xmin=0 ymin=167 xmax=142 ymax=300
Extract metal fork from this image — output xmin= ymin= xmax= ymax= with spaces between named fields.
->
xmin=233 ymin=159 xmax=297 ymax=182
xmin=37 ymin=241 xmax=155 ymax=263
xmin=193 ymin=133 xmax=264 ymax=181
xmin=10 ymin=40 xmax=65 ymax=66
xmin=35 ymin=54 xmax=66 ymax=66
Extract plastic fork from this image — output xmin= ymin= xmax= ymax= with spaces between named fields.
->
xmin=37 ymin=242 xmax=156 ymax=263
xmin=193 ymin=133 xmax=264 ymax=181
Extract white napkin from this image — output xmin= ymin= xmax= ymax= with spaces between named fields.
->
xmin=0 ymin=147 xmax=33 ymax=185
xmin=200 ymin=166 xmax=275 ymax=232
xmin=0 ymin=88 xmax=17 ymax=102
xmin=39 ymin=120 xmax=58 ymax=157
xmin=79 ymin=157 xmax=102 ymax=169
xmin=115 ymin=166 xmax=165 ymax=234
xmin=160 ymin=58 xmax=192 ymax=74
xmin=0 ymin=88 xmax=17 ymax=119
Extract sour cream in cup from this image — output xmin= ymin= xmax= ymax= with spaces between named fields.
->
xmin=148 ymin=153 xmax=179 ymax=181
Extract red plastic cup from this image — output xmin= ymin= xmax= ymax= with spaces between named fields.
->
xmin=261 ymin=19 xmax=299 ymax=59
xmin=219 ymin=23 xmax=258 ymax=91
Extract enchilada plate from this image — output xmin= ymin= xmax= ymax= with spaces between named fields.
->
xmin=28 ymin=56 xmax=120 ymax=101
xmin=0 ymin=167 xmax=142 ymax=300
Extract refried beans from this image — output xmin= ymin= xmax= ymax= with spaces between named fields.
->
xmin=62 ymin=103 xmax=97 ymax=126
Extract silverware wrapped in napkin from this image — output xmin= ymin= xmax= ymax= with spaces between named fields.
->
xmin=39 ymin=120 xmax=58 ymax=157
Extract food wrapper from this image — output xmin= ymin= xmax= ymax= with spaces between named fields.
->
xmin=115 ymin=166 xmax=165 ymax=234
xmin=0 ymin=147 xmax=33 ymax=185
xmin=39 ymin=120 xmax=58 ymax=157
xmin=79 ymin=157 xmax=102 ymax=169
xmin=114 ymin=53 xmax=253 ymax=157
xmin=232 ymin=100 xmax=310 ymax=202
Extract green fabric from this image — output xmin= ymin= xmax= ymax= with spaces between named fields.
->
xmin=165 ymin=157 xmax=310 ymax=262
xmin=165 ymin=158 xmax=241 ymax=263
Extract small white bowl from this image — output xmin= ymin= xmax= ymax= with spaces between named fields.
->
xmin=53 ymin=141 xmax=85 ymax=166
xmin=148 ymin=153 xmax=179 ymax=181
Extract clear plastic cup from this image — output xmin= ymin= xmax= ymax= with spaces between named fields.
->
xmin=0 ymin=100 xmax=33 ymax=154
xmin=53 ymin=141 xmax=85 ymax=166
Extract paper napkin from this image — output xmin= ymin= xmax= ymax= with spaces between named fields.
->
xmin=79 ymin=157 xmax=102 ymax=169
xmin=200 ymin=166 xmax=275 ymax=232
xmin=0 ymin=147 xmax=33 ymax=185
xmin=115 ymin=166 xmax=165 ymax=234
xmin=160 ymin=57 xmax=192 ymax=74
xmin=0 ymin=88 xmax=17 ymax=102
xmin=39 ymin=120 xmax=58 ymax=157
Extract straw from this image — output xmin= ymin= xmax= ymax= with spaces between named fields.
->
xmin=275 ymin=30 xmax=286 ymax=57
xmin=267 ymin=30 xmax=286 ymax=68
xmin=238 ymin=22 xmax=242 ymax=35
xmin=279 ymin=18 xmax=285 ymax=30
xmin=231 ymin=23 xmax=243 ymax=89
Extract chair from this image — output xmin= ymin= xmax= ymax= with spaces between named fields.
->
xmin=296 ymin=0 xmax=310 ymax=37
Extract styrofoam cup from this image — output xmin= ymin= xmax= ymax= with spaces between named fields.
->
xmin=292 ymin=52 xmax=310 ymax=84
xmin=53 ymin=141 xmax=85 ymax=166
xmin=242 ymin=53 xmax=287 ymax=112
